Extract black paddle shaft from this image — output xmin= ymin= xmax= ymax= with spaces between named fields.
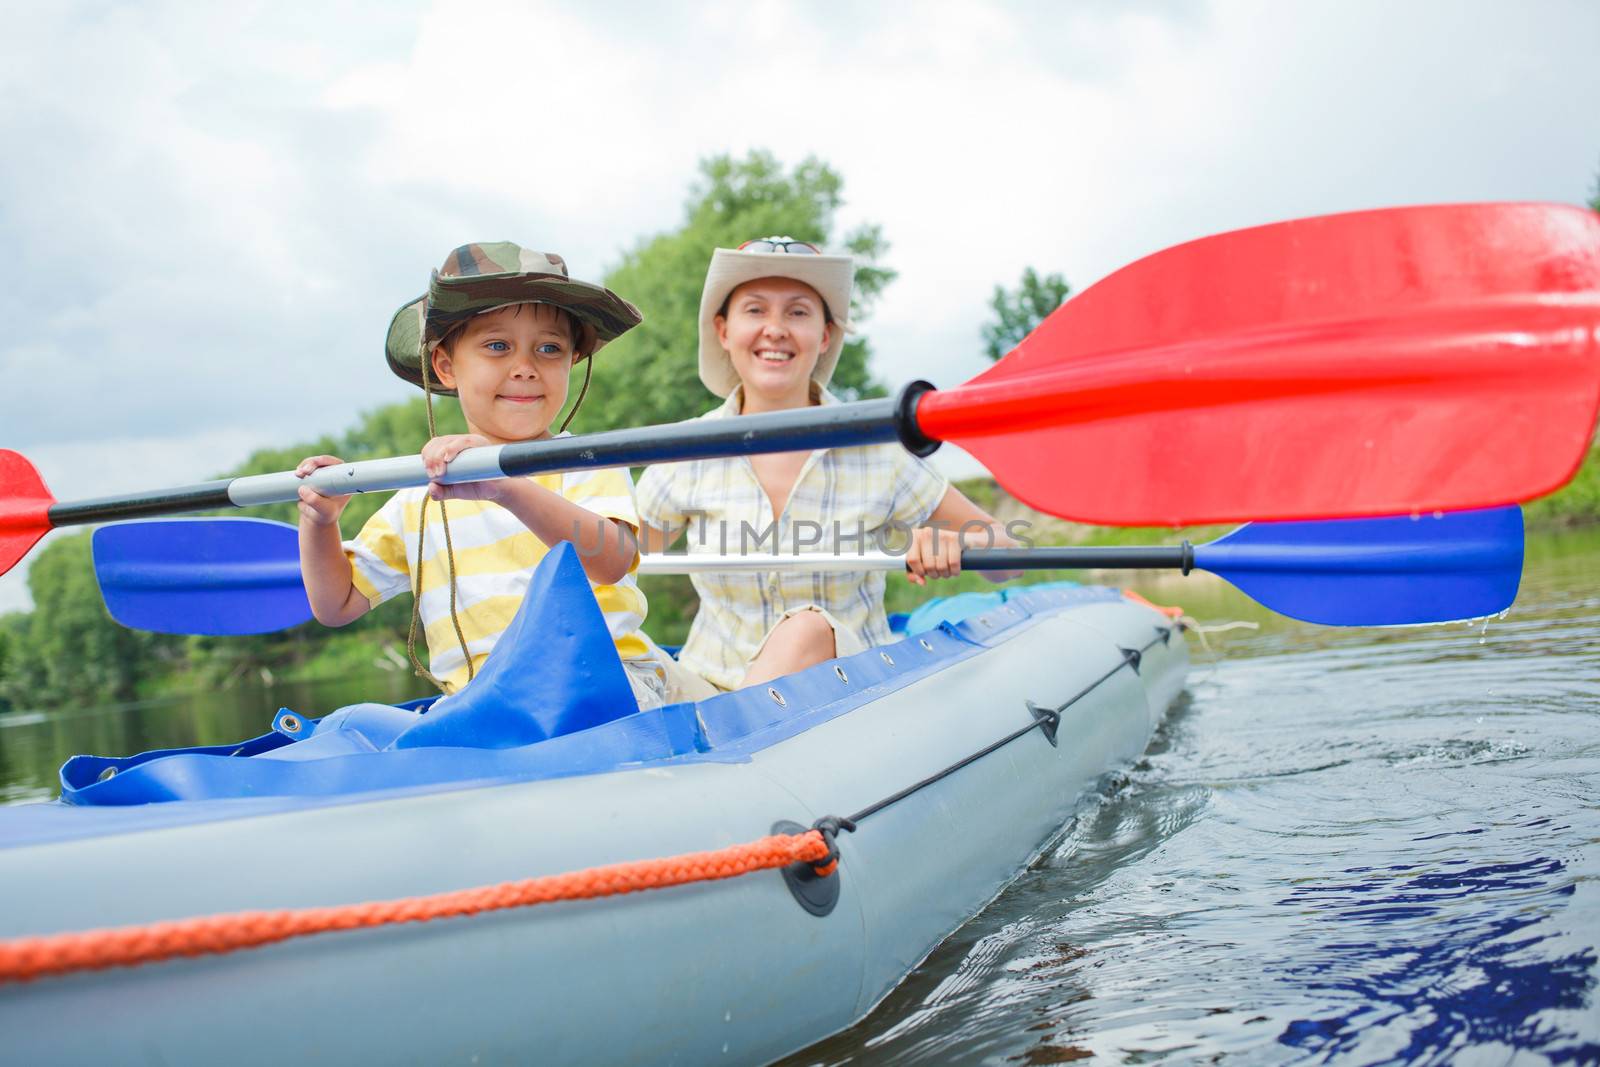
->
xmin=496 ymin=383 xmax=938 ymax=475
xmin=965 ymin=545 xmax=1193 ymax=573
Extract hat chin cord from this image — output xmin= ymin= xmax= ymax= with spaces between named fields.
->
xmin=406 ymin=340 xmax=476 ymax=694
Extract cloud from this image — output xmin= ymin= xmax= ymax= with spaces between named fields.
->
xmin=1 ymin=0 xmax=1596 ymax=613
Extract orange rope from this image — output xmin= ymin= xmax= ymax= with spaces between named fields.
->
xmin=1121 ymin=588 xmax=1185 ymax=620
xmin=0 ymin=829 xmax=831 ymax=984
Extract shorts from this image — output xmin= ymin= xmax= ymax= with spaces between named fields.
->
xmin=622 ymin=656 xmax=670 ymax=711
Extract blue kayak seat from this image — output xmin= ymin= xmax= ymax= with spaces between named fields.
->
xmin=392 ymin=542 xmax=639 ymax=750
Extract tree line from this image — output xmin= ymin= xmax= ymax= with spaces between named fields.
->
xmin=3 ymin=156 xmax=1597 ymax=712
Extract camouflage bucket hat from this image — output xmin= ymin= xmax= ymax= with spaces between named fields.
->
xmin=384 ymin=242 xmax=643 ymax=394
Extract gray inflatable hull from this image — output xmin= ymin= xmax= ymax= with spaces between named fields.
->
xmin=0 ymin=598 xmax=1186 ymax=1065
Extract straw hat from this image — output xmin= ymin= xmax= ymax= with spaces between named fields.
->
xmin=697 ymin=238 xmax=854 ymax=398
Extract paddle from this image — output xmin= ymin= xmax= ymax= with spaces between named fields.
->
xmin=91 ymin=506 xmax=1523 ymax=633
xmin=7 ymin=202 xmax=1599 ymax=583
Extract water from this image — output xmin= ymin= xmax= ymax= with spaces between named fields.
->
xmin=782 ymin=529 xmax=1600 ymax=1065
xmin=0 ymin=671 xmax=432 ymax=805
xmin=2 ymin=532 xmax=1596 ymax=1064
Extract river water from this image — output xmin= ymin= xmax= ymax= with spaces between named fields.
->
xmin=784 ymin=528 xmax=1600 ymax=1066
xmin=2 ymin=531 xmax=1596 ymax=1064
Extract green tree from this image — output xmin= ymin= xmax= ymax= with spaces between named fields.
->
xmin=5 ymin=152 xmax=901 ymax=702
xmin=10 ymin=534 xmax=178 ymax=703
xmin=575 ymin=151 xmax=894 ymax=434
xmin=0 ymin=612 xmax=21 ymax=711
xmin=981 ymin=267 xmax=1071 ymax=361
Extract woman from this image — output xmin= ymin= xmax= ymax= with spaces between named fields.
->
xmin=637 ymin=237 xmax=1018 ymax=700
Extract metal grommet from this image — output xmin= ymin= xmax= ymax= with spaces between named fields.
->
xmin=918 ymin=638 xmax=934 ymax=652
xmin=767 ymin=687 xmax=787 ymax=706
xmin=834 ymin=666 xmax=849 ymax=683
xmin=880 ymin=651 xmax=895 ymax=667
xmin=279 ymin=714 xmax=303 ymax=734
xmin=96 ymin=766 xmax=118 ymax=782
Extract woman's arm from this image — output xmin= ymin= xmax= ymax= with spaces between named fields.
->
xmin=640 ymin=522 xmax=684 ymax=554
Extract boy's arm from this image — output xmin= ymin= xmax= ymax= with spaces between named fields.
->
xmin=489 ymin=480 xmax=637 ymax=585
xmin=296 ymin=454 xmax=371 ymax=626
xmin=421 ymin=435 xmax=637 ymax=584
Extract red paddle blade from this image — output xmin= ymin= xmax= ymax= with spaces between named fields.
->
xmin=0 ymin=450 xmax=56 ymax=576
xmin=921 ymin=203 xmax=1600 ymax=526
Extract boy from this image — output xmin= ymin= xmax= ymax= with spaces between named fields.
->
xmin=295 ymin=243 xmax=668 ymax=708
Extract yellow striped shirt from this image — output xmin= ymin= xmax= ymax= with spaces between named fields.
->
xmin=636 ymin=386 xmax=948 ymax=691
xmin=344 ymin=464 xmax=650 ymax=694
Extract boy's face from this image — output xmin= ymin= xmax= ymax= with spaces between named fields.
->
xmin=715 ymin=277 xmax=831 ymax=404
xmin=431 ymin=303 xmax=574 ymax=443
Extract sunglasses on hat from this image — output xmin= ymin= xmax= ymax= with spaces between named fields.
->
xmin=737 ymin=236 xmax=822 ymax=255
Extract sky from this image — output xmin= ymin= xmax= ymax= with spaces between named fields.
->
xmin=2 ymin=0 xmax=1597 ymax=612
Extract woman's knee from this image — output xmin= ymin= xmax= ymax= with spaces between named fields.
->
xmin=774 ymin=610 xmax=836 ymax=659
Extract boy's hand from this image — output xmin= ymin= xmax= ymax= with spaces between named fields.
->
xmin=295 ymin=455 xmax=353 ymax=527
xmin=422 ymin=434 xmax=500 ymax=502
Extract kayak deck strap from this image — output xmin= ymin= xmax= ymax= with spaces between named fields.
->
xmin=833 ymin=627 xmax=1171 ymax=827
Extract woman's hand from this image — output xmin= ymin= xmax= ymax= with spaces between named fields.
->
xmin=905 ymin=522 xmax=1022 ymax=586
xmin=295 ymin=455 xmax=353 ymax=528
xmin=905 ymin=524 xmax=967 ymax=587
xmin=421 ymin=434 xmax=498 ymax=501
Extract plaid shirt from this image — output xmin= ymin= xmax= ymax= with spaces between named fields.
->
xmin=636 ymin=386 xmax=948 ymax=690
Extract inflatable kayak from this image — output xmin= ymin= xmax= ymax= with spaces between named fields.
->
xmin=0 ymin=544 xmax=1187 ymax=1065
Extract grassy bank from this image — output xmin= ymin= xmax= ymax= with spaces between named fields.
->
xmin=1525 ymin=433 xmax=1600 ymax=527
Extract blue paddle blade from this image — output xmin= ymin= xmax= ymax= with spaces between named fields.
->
xmin=1193 ymin=506 xmax=1524 ymax=626
xmin=93 ymin=518 xmax=313 ymax=635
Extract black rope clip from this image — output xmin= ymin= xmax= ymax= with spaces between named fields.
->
xmin=810 ymin=815 xmax=857 ymax=874
xmin=773 ymin=816 xmax=854 ymax=917
xmin=1026 ymin=701 xmax=1061 ymax=747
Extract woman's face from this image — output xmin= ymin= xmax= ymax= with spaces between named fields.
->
xmin=715 ymin=277 xmax=831 ymax=405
